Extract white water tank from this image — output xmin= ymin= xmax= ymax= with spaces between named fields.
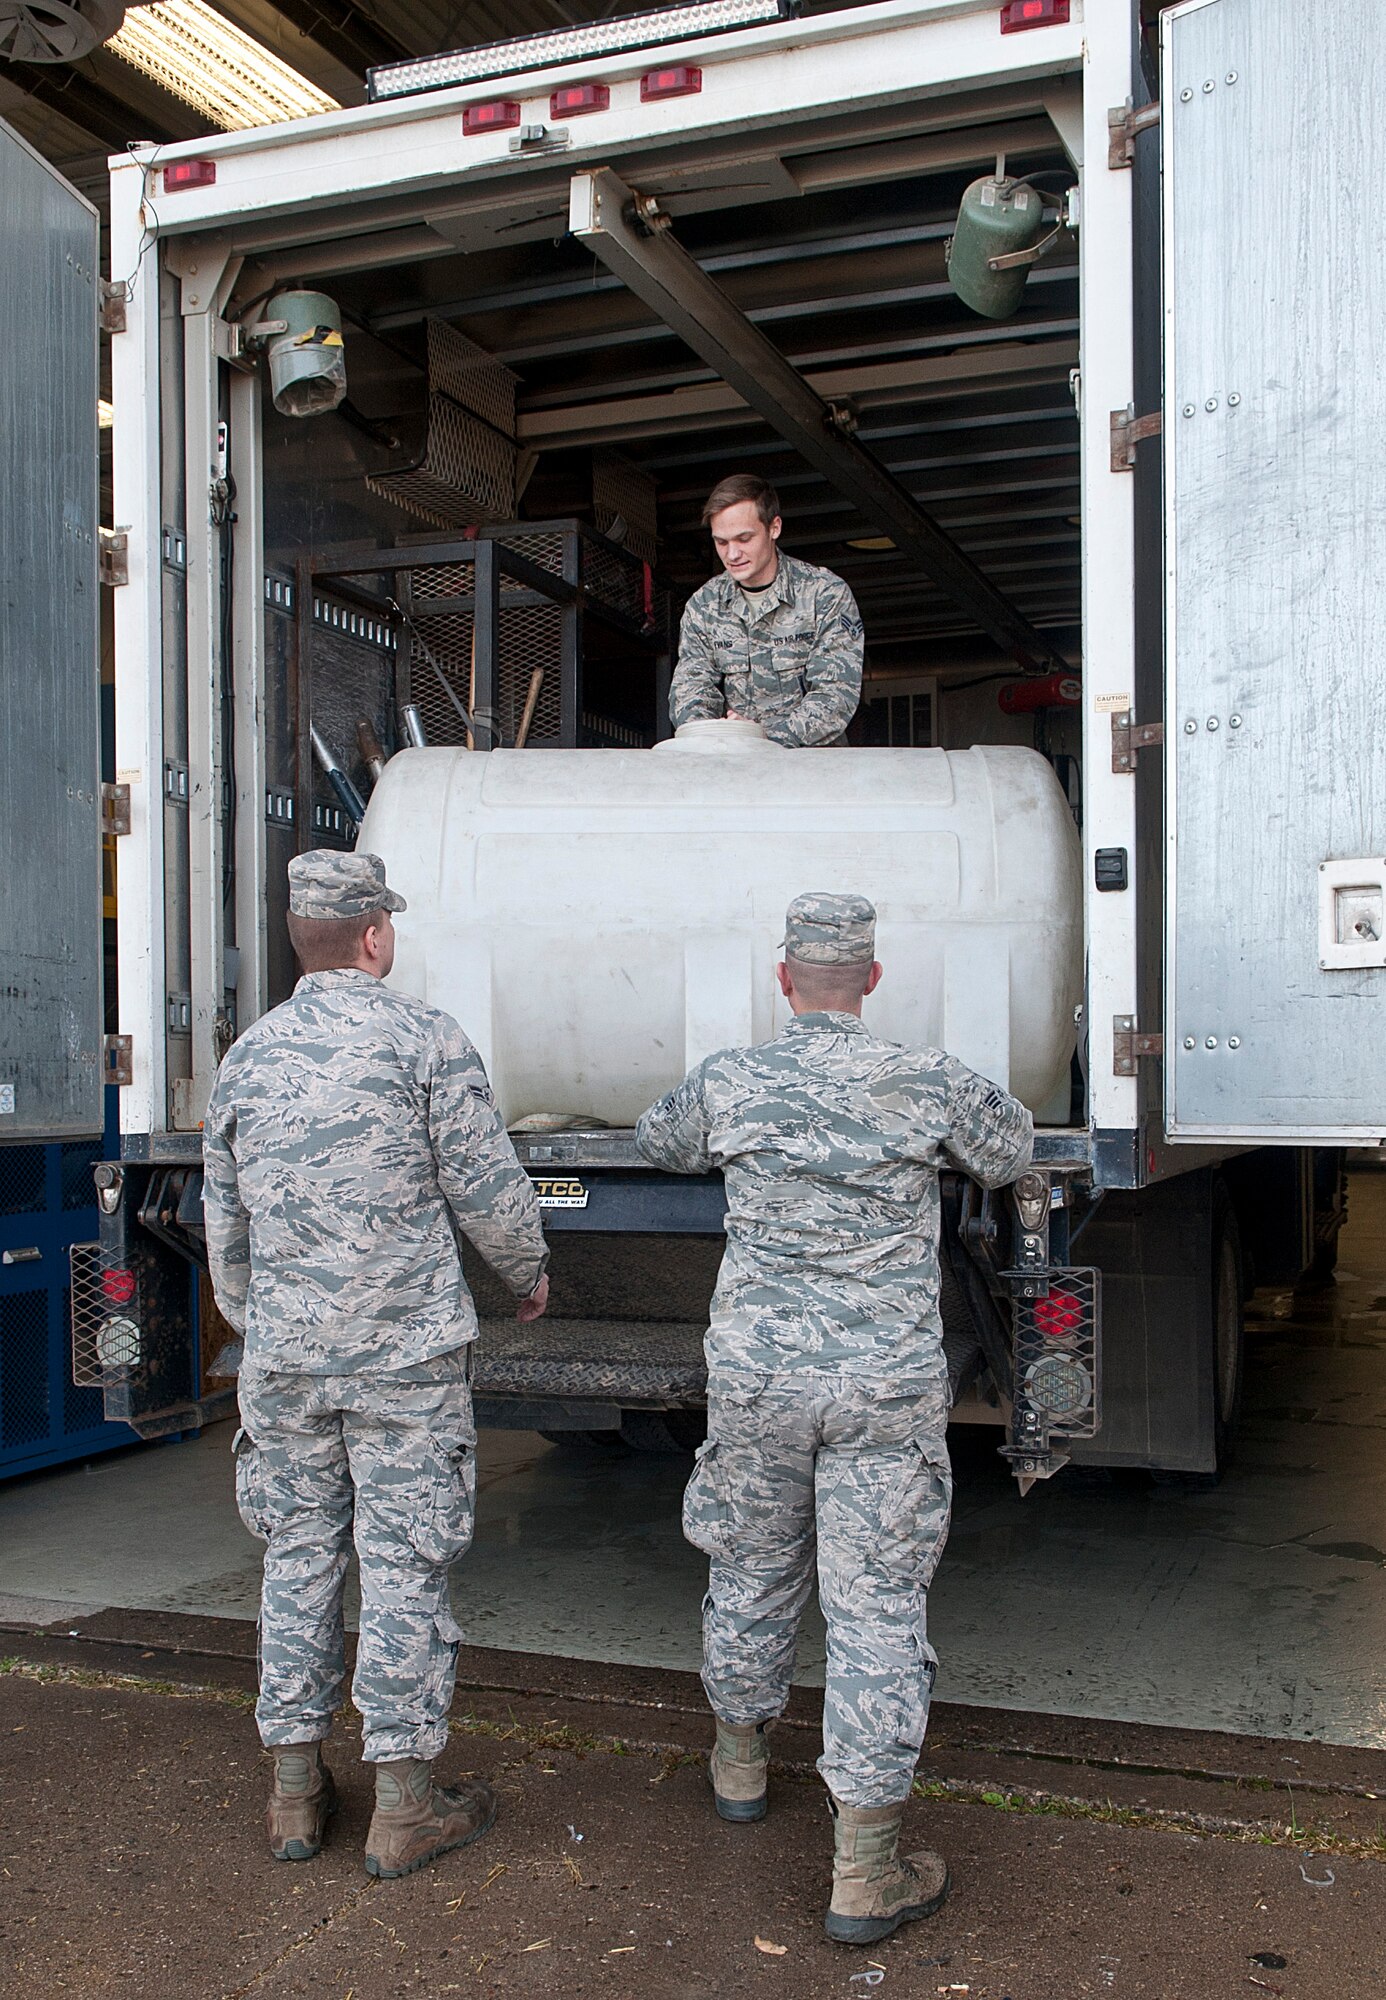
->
xmin=360 ymin=727 xmax=1082 ymax=1125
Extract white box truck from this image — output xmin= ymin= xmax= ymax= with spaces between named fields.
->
xmin=63 ymin=0 xmax=1381 ymax=1481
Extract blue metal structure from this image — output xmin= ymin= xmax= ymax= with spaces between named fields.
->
xmin=0 ymin=1093 xmax=138 ymax=1477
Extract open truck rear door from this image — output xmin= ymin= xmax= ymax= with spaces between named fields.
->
xmin=1162 ymin=0 xmax=1386 ymax=1142
xmin=0 ymin=120 xmax=103 ymax=1140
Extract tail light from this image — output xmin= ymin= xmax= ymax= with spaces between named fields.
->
xmin=101 ymin=1267 xmax=137 ymax=1306
xmin=1000 ymin=0 xmax=1070 ymax=31
xmin=462 ymin=100 xmax=521 ymax=136
xmin=641 ymin=64 xmax=701 ymax=101
xmin=551 ymin=82 xmax=610 ymax=117
xmin=162 ymin=159 xmax=217 ymax=192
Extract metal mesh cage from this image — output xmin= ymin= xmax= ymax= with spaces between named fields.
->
xmin=69 ymin=1240 xmax=143 ymax=1388
xmin=409 ymin=593 xmax=566 ymax=748
xmin=1013 ymin=1266 xmax=1101 ymax=1438
xmin=0 ymin=1290 xmax=50 ymax=1448
xmin=366 ymin=321 xmax=518 ymax=531
xmin=0 ymin=1145 xmax=46 ymax=1215
xmin=592 ymin=450 xmax=659 ymax=568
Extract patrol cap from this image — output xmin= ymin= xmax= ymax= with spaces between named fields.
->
xmin=781 ymin=891 xmax=876 ymax=966
xmin=287 ymin=850 xmax=406 ymax=920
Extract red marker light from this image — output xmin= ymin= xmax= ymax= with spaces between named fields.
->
xmin=1033 ymin=1290 xmax=1084 ymax=1342
xmin=551 ymin=81 xmax=610 ymax=117
xmin=162 ymin=158 xmax=216 ymax=192
xmin=101 ymin=1268 xmax=137 ymax=1306
xmin=461 ymin=99 xmax=522 ymax=136
xmin=1000 ymin=0 xmax=1069 ymax=30
xmin=640 ymin=64 xmax=702 ymax=101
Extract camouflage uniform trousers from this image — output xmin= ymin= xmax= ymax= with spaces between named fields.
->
xmin=233 ymin=1353 xmax=475 ymax=1762
xmin=684 ymin=1364 xmax=952 ymax=1808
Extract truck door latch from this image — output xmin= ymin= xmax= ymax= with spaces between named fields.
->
xmin=103 ymin=1035 xmax=133 ymax=1087
xmin=1110 ymin=404 xmax=1162 ymax=470
xmin=99 ymin=528 xmax=129 ymax=587
xmin=1113 ymin=1017 xmax=1164 ymax=1077
xmin=1110 ymin=711 xmax=1164 ymax=772
xmin=1108 ymin=99 xmax=1160 ymax=170
xmin=101 ymin=782 xmax=131 ymax=837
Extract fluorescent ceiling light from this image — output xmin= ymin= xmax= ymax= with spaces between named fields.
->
xmin=108 ymin=1 xmax=339 ymax=131
xmin=98 ymin=399 xmax=114 ymax=428
xmin=369 ymin=0 xmax=795 ymax=103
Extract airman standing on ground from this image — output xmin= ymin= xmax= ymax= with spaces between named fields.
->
xmin=670 ymin=474 xmax=864 ymax=746
xmin=203 ymin=850 xmax=549 ymax=1879
xmin=636 ymin=892 xmax=1033 ymax=1944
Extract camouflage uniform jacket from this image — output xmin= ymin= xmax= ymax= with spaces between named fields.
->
xmin=203 ymin=969 xmax=547 ymax=1375
xmin=670 ymin=554 xmax=864 ymax=746
xmin=636 ymin=1012 xmax=1033 ymax=1375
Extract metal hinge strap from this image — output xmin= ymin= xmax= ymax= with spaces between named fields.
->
xmin=1110 ymin=711 xmax=1164 ymax=773
xmin=1113 ymin=1016 xmax=1164 ymax=1077
xmin=103 ymin=1035 xmax=133 ymax=1087
xmin=100 ymin=782 xmax=131 ymax=837
xmin=1110 ymin=404 xmax=1162 ymax=471
xmin=1108 ymin=99 xmax=1160 ymax=169
xmin=99 ymin=528 xmax=129 ymax=587
xmin=100 ymin=278 xmax=128 ymax=334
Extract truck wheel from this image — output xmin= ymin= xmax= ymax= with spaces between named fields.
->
xmin=1210 ymin=1183 xmax=1245 ymax=1469
xmin=619 ymin=1409 xmax=705 ymax=1454
xmin=538 ymin=1428 xmax=629 ymax=1452
xmin=1153 ymin=1181 xmax=1243 ymax=1491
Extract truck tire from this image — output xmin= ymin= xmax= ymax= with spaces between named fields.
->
xmin=619 ymin=1408 xmax=705 ymax=1454
xmin=1153 ymin=1180 xmax=1243 ymax=1491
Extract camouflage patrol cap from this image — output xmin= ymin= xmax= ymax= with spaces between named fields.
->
xmin=782 ymin=891 xmax=876 ymax=966
xmin=287 ymin=850 xmax=406 ymax=920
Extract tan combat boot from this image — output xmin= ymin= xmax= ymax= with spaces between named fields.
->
xmin=266 ymin=1742 xmax=336 ymax=1862
xmin=824 ymin=1796 xmax=950 ymax=1944
xmin=709 ymin=1719 xmax=771 ymax=1823
xmin=364 ymin=1759 xmax=497 ymax=1879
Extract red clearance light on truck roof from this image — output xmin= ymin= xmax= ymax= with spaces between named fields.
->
xmin=641 ymin=63 xmax=702 ymax=100
xmin=1000 ymin=0 xmax=1069 ymax=30
xmin=461 ymin=98 xmax=522 ymax=135
xmin=162 ymin=158 xmax=216 ymax=192
xmin=551 ymin=80 xmax=610 ymax=116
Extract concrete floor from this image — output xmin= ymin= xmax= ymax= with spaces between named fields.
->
xmin=3 ymin=1176 xmax=1385 ymax=1747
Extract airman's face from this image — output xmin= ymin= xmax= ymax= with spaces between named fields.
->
xmin=709 ymin=500 xmax=782 ymax=589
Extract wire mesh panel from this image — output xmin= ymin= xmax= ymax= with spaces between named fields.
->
xmin=1012 ymin=1267 xmax=1101 ymax=1439
xmin=0 ymin=1290 xmax=50 ymax=1448
xmin=0 ymin=1146 xmax=45 ymax=1215
xmin=593 ymin=450 xmax=659 ymax=568
xmin=59 ymin=1142 xmax=97 ymax=1211
xmin=69 ymin=1240 xmax=142 ymax=1389
xmin=366 ymin=322 xmax=518 ymax=531
xmin=308 ymin=593 xmax=398 ymax=847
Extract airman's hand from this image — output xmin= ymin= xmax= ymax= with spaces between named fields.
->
xmin=516 ymin=1272 xmax=549 ymax=1322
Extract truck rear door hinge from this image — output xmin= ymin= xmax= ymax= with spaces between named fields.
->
xmin=99 ymin=528 xmax=129 ymax=587
xmin=1110 ymin=404 xmax=1162 ymax=471
xmin=102 ymin=1035 xmax=133 ymax=1087
xmin=100 ymin=278 xmax=128 ymax=334
xmin=1113 ymin=1017 xmax=1164 ymax=1077
xmin=1111 ymin=711 xmax=1164 ymax=772
xmin=1108 ymin=99 xmax=1160 ymax=169
xmin=100 ymin=781 xmax=131 ymax=837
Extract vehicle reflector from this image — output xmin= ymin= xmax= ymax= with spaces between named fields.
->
xmin=551 ymin=81 xmax=610 ymax=116
xmin=162 ymin=158 xmax=216 ymax=191
xmin=462 ymin=99 xmax=522 ymax=135
xmin=1033 ymin=1289 xmax=1085 ymax=1342
xmin=641 ymin=63 xmax=702 ymax=100
xmin=101 ymin=1267 xmax=138 ymax=1306
xmin=1000 ymin=0 xmax=1070 ymax=31
xmin=367 ymin=1 xmax=792 ymax=102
